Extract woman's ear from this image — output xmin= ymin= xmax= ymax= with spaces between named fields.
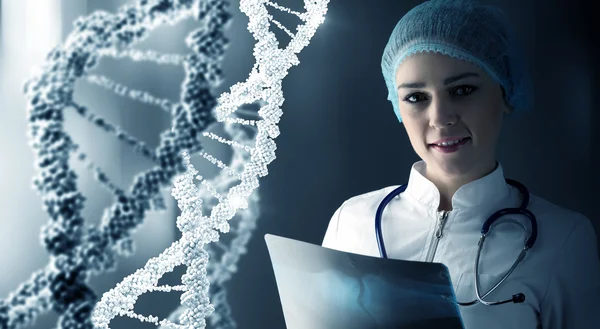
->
xmin=500 ymin=86 xmax=513 ymax=115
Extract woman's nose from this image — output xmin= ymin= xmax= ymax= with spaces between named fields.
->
xmin=428 ymin=99 xmax=459 ymax=128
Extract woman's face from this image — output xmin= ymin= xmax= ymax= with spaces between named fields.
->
xmin=395 ymin=52 xmax=510 ymax=179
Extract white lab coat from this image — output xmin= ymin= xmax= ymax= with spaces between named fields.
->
xmin=322 ymin=161 xmax=600 ymax=329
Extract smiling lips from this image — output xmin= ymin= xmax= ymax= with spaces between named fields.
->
xmin=430 ymin=136 xmax=470 ymax=146
xmin=429 ymin=137 xmax=471 ymax=153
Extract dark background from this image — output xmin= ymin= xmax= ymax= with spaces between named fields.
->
xmin=0 ymin=0 xmax=598 ymax=328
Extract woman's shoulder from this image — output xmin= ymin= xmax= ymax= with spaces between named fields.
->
xmin=329 ymin=185 xmax=401 ymax=230
xmin=524 ymin=192 xmax=596 ymax=258
xmin=527 ymin=193 xmax=591 ymax=229
xmin=324 ymin=185 xmax=402 ymax=254
xmin=339 ymin=185 xmax=401 ymax=210
xmin=524 ymin=193 xmax=600 ymax=303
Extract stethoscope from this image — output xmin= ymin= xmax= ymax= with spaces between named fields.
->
xmin=375 ymin=179 xmax=538 ymax=306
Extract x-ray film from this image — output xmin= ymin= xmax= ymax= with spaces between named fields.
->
xmin=265 ymin=234 xmax=465 ymax=329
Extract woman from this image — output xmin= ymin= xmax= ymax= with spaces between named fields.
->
xmin=321 ymin=0 xmax=600 ymax=328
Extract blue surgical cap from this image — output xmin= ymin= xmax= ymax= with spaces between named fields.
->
xmin=381 ymin=0 xmax=534 ymax=123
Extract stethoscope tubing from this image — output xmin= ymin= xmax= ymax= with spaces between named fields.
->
xmin=374 ymin=179 xmax=538 ymax=306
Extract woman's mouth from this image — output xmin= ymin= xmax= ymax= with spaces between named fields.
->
xmin=429 ymin=137 xmax=471 ymax=153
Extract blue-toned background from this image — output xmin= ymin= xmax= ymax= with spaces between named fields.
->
xmin=0 ymin=0 xmax=597 ymax=328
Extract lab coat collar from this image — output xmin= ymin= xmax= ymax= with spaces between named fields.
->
xmin=405 ymin=161 xmax=510 ymax=211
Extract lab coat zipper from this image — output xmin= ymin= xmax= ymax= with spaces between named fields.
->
xmin=425 ymin=210 xmax=450 ymax=262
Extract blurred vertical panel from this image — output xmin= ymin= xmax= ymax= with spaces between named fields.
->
xmin=1 ymin=1 xmax=179 ymax=327
xmin=0 ymin=0 xmax=63 ymax=292
xmin=1 ymin=1 xmax=3 ymax=83
xmin=1 ymin=1 xmax=3 ymax=120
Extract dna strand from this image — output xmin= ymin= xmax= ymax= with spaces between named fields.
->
xmin=1 ymin=1 xmax=235 ymax=329
xmin=92 ymin=0 xmax=329 ymax=328
xmin=187 ymin=113 xmax=261 ymax=329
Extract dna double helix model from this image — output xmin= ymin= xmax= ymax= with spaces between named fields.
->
xmin=93 ymin=0 xmax=329 ymax=328
xmin=2 ymin=0 xmax=328 ymax=329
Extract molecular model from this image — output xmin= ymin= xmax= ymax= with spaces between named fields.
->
xmin=93 ymin=0 xmax=329 ymax=328
xmin=2 ymin=0 xmax=232 ymax=328
xmin=1 ymin=0 xmax=329 ymax=329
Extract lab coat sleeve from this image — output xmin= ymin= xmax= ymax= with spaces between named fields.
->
xmin=321 ymin=202 xmax=346 ymax=248
xmin=540 ymin=216 xmax=600 ymax=329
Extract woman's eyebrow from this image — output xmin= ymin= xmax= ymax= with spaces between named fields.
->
xmin=397 ymin=72 xmax=480 ymax=90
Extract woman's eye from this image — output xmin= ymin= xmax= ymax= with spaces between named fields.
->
xmin=452 ymin=85 xmax=477 ymax=96
xmin=403 ymin=93 xmax=427 ymax=104
xmin=402 ymin=86 xmax=478 ymax=105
